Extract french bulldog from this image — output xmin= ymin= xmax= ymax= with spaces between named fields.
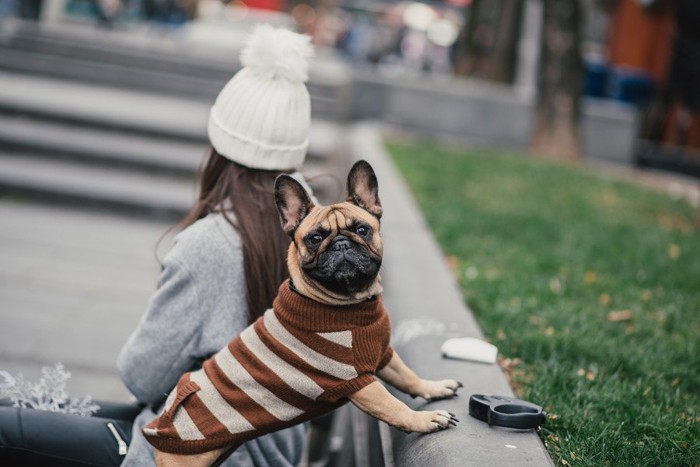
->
xmin=145 ymin=160 xmax=461 ymax=467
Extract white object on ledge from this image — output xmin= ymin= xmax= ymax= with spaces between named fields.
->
xmin=441 ymin=337 xmax=498 ymax=364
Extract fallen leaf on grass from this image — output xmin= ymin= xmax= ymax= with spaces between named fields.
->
xmin=528 ymin=315 xmax=545 ymax=325
xmin=658 ymin=213 xmax=693 ymax=232
xmin=607 ymin=309 xmax=633 ymax=322
xmin=445 ymin=256 xmax=459 ymax=273
xmin=584 ymin=271 xmax=597 ymax=284
xmin=577 ymin=368 xmax=597 ymax=381
xmin=653 ymin=311 xmax=667 ymax=323
xmin=599 ymin=293 xmax=612 ymax=306
xmin=549 ymin=278 xmax=562 ymax=294
xmin=464 ymin=266 xmax=479 ymax=280
xmin=498 ymin=357 xmax=524 ymax=392
xmin=668 ymin=243 xmax=681 ymax=260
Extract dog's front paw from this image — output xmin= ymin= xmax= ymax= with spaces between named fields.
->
xmin=399 ymin=409 xmax=459 ymax=433
xmin=410 ymin=379 xmax=462 ymax=401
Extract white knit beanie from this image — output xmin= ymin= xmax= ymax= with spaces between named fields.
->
xmin=208 ymin=25 xmax=314 ymax=171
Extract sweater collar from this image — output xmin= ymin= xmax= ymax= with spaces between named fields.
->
xmin=273 ymin=279 xmax=384 ymax=331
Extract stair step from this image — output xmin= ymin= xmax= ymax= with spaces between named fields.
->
xmin=0 ymin=71 xmax=343 ymax=155
xmin=0 ymin=68 xmax=347 ymax=216
xmin=0 ymin=21 xmax=347 ymax=119
xmin=0 ymin=70 xmax=211 ymax=140
xmin=0 ymin=19 xmax=241 ymax=79
xmin=0 ymin=113 xmax=205 ymax=175
xmin=0 ymin=48 xmax=225 ymax=100
xmin=0 ymin=72 xmax=342 ymax=162
xmin=0 ymin=153 xmax=195 ymax=221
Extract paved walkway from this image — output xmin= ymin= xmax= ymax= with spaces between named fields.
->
xmin=0 ymin=200 xmax=168 ymax=401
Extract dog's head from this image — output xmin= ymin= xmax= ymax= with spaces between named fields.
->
xmin=275 ymin=160 xmax=383 ymax=305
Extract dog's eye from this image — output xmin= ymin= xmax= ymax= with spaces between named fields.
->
xmin=355 ymin=225 xmax=370 ymax=236
xmin=306 ymin=233 xmax=324 ymax=246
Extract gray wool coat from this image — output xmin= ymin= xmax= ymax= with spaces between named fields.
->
xmin=117 ymin=211 xmax=306 ymax=466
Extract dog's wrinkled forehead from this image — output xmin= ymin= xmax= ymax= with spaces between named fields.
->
xmin=299 ymin=203 xmax=380 ymax=238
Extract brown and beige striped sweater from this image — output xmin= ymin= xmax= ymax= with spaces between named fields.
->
xmin=143 ymin=279 xmax=393 ymax=455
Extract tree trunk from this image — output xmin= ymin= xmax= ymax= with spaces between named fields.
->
xmin=453 ymin=0 xmax=522 ymax=84
xmin=487 ymin=0 xmax=523 ymax=83
xmin=453 ymin=0 xmax=485 ymax=76
xmin=530 ymin=0 xmax=584 ymax=161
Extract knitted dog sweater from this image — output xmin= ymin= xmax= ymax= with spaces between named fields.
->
xmin=143 ymin=279 xmax=393 ymax=455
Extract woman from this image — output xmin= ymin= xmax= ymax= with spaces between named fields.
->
xmin=119 ymin=25 xmax=315 ymax=466
xmin=0 ymin=25 xmax=315 ymax=466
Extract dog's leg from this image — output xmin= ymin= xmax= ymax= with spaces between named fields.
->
xmin=350 ymin=381 xmax=458 ymax=433
xmin=155 ymin=448 xmax=227 ymax=467
xmin=377 ymin=352 xmax=462 ymax=401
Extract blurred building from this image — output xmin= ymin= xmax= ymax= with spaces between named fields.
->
xmin=602 ymin=0 xmax=700 ymax=172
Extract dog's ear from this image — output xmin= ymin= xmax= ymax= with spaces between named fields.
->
xmin=275 ymin=175 xmax=315 ymax=236
xmin=347 ymin=160 xmax=382 ymax=219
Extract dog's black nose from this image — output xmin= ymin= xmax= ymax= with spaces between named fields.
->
xmin=331 ymin=236 xmax=351 ymax=251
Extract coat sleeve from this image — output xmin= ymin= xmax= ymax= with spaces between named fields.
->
xmin=118 ymin=215 xmax=248 ymax=407
xmin=117 ymin=253 xmax=206 ymax=406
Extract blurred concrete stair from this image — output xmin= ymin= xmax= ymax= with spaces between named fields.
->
xmin=0 ymin=113 xmax=201 ymax=175
xmin=0 ymin=70 xmax=344 ymax=221
xmin=0 ymin=152 xmax=196 ymax=219
xmin=0 ymin=19 xmax=351 ymax=120
xmin=0 ymin=19 xmax=351 ymax=219
xmin=0 ymin=21 xmax=229 ymax=100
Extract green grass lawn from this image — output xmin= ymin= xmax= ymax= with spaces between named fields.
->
xmin=388 ymin=142 xmax=699 ymax=466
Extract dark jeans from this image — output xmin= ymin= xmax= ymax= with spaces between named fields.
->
xmin=0 ymin=399 xmax=141 ymax=467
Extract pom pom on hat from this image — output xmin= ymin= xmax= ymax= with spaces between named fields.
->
xmin=208 ymin=26 xmax=314 ymax=171
xmin=240 ymin=24 xmax=314 ymax=83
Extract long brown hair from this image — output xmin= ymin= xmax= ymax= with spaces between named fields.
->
xmin=179 ymin=147 xmax=292 ymax=324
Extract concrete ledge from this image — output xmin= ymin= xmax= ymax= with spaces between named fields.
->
xmin=343 ymin=122 xmax=553 ymax=466
xmin=348 ymin=72 xmax=639 ymax=164
xmin=582 ymin=98 xmax=640 ymax=164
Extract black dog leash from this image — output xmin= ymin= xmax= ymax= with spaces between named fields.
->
xmin=469 ymin=394 xmax=547 ymax=430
